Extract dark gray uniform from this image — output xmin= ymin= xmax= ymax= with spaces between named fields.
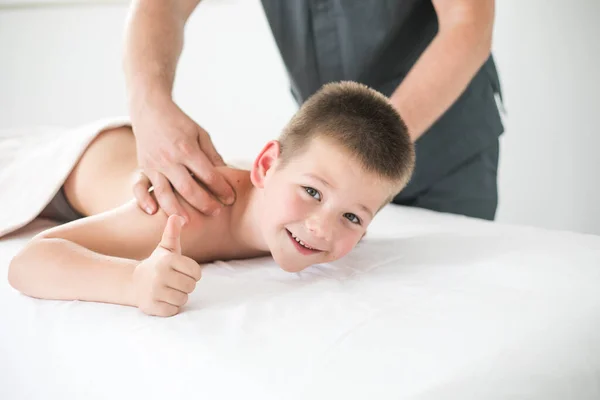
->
xmin=261 ymin=0 xmax=504 ymax=220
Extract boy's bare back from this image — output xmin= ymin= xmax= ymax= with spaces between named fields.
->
xmin=41 ymin=126 xmax=262 ymax=263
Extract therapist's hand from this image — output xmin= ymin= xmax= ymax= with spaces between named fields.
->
xmin=131 ymin=97 xmax=235 ymax=220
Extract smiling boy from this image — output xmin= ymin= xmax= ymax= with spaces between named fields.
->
xmin=8 ymin=81 xmax=415 ymax=317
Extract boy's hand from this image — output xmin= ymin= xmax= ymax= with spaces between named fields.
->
xmin=131 ymin=215 xmax=202 ymax=317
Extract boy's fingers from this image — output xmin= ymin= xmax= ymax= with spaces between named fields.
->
xmin=159 ymin=215 xmax=185 ymax=254
xmin=156 ymin=286 xmax=189 ymax=307
xmin=165 ymin=269 xmax=197 ymax=294
xmin=170 ymin=256 xmax=202 ymax=282
xmin=152 ymin=301 xmax=179 ymax=317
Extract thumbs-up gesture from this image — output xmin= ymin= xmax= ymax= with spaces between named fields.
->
xmin=131 ymin=215 xmax=202 ymax=317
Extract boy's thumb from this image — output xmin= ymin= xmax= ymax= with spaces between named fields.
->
xmin=159 ymin=215 xmax=185 ymax=254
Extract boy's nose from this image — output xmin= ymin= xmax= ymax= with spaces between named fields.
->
xmin=305 ymin=213 xmax=333 ymax=242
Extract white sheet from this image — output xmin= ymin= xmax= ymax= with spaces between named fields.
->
xmin=2 ymin=204 xmax=600 ymax=400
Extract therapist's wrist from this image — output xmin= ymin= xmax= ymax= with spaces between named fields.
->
xmin=128 ymin=81 xmax=174 ymax=119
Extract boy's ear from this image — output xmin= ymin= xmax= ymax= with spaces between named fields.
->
xmin=251 ymin=140 xmax=281 ymax=188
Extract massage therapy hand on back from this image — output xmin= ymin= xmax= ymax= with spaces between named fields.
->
xmin=9 ymin=0 xmax=502 ymax=317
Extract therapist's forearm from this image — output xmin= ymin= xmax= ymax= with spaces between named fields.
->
xmin=389 ymin=23 xmax=493 ymax=141
xmin=123 ymin=0 xmax=198 ymax=109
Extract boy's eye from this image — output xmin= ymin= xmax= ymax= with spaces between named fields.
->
xmin=344 ymin=213 xmax=361 ymax=225
xmin=303 ymin=186 xmax=321 ymax=200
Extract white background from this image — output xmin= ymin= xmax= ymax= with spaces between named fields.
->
xmin=0 ymin=0 xmax=598 ymax=235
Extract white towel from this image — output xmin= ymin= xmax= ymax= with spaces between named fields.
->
xmin=0 ymin=117 xmax=131 ymax=237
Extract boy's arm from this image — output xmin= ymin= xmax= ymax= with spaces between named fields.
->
xmin=8 ymin=200 xmax=202 ymax=310
xmin=37 ymin=200 xmax=168 ymax=261
xmin=9 ymin=237 xmax=139 ymax=306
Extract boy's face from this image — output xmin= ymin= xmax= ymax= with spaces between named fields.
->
xmin=252 ymin=136 xmax=396 ymax=272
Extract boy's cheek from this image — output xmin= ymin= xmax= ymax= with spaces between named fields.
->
xmin=263 ymin=187 xmax=288 ymax=218
xmin=330 ymin=238 xmax=360 ymax=261
xmin=275 ymin=190 xmax=306 ymax=220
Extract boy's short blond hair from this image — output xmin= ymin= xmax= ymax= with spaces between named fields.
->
xmin=277 ymin=81 xmax=415 ymax=191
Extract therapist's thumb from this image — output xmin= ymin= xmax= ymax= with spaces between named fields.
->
xmin=159 ymin=215 xmax=185 ymax=254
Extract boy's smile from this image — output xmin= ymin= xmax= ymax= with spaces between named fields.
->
xmin=286 ymin=228 xmax=323 ymax=254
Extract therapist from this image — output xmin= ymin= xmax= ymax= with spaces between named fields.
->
xmin=124 ymin=0 xmax=504 ymax=221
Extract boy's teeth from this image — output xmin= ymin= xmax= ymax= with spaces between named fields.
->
xmin=292 ymin=233 xmax=314 ymax=250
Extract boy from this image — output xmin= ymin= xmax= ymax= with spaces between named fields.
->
xmin=8 ymin=82 xmax=415 ymax=317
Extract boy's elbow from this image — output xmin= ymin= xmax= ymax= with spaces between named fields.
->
xmin=7 ymin=238 xmax=44 ymax=294
xmin=8 ymin=249 xmax=27 ymax=292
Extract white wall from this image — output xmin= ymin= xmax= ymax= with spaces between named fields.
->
xmin=0 ymin=0 xmax=296 ymax=161
xmin=493 ymin=0 xmax=600 ymax=235
xmin=1 ymin=0 xmax=599 ymax=235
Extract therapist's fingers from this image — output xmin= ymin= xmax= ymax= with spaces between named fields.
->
xmin=133 ymin=171 xmax=157 ymax=215
xmin=187 ymin=130 xmax=236 ymax=206
xmin=147 ymin=170 xmax=189 ymax=221
xmin=165 ymin=163 xmax=224 ymax=217
xmin=184 ymin=151 xmax=236 ymax=208
xmin=198 ymin=128 xmax=227 ymax=168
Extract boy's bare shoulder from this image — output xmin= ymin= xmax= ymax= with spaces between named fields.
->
xmin=182 ymin=167 xmax=258 ymax=263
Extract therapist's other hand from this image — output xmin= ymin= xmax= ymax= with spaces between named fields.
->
xmin=131 ymin=98 xmax=235 ymax=220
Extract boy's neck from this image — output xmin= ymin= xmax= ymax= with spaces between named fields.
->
xmin=224 ymin=168 xmax=270 ymax=256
